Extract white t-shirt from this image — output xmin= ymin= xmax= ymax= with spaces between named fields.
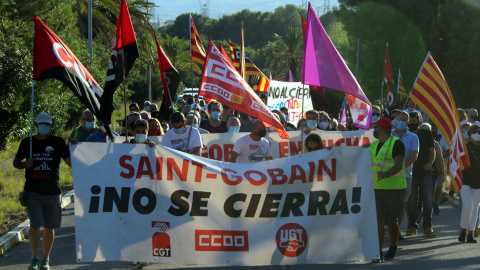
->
xmin=232 ymin=134 xmax=273 ymax=163
xmin=161 ymin=126 xmax=202 ymax=154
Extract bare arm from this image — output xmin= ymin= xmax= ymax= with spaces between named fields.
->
xmin=434 ymin=142 xmax=446 ymax=181
xmin=192 ymin=146 xmax=201 ymax=156
xmin=230 ymin=151 xmax=240 ymax=163
xmin=424 ymin=146 xmax=435 ymax=171
xmin=63 ymin=157 xmax=72 ymax=167
xmin=13 ymin=157 xmax=34 ymax=170
xmin=265 ymin=156 xmax=273 ymax=161
xmin=405 ymin=150 xmax=418 ymax=168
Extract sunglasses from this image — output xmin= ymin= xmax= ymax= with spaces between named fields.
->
xmin=135 ymin=119 xmax=148 ymax=125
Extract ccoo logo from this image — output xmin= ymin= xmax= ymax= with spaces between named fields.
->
xmin=275 ymin=223 xmax=308 ymax=257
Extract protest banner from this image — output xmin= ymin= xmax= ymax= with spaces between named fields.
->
xmin=71 ymin=143 xmax=379 ymax=264
xmin=145 ymin=129 xmax=375 ymax=162
xmin=267 ymin=81 xmax=314 ymax=127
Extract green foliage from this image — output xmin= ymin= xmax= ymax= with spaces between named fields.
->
xmin=266 ymin=27 xmax=304 ymax=81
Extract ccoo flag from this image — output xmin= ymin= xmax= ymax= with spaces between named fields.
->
xmin=302 ymin=3 xmax=371 ymax=129
xmin=31 ymin=16 xmax=114 ymax=139
xmin=199 ymin=40 xmax=289 ymax=139
xmin=410 ymin=52 xmax=470 ymax=193
xmin=100 ymin=0 xmax=138 ymax=135
xmin=154 ymin=33 xmax=180 ymax=123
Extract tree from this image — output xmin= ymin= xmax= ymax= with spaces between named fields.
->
xmin=266 ymin=27 xmax=304 ymax=81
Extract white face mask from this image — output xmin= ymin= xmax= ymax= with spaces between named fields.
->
xmin=318 ymin=121 xmax=329 ymax=130
xmin=471 ymin=133 xmax=480 ymax=142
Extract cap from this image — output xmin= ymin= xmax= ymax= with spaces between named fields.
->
xmin=372 ymin=117 xmax=392 ymax=130
xmin=461 ymin=120 xmax=469 ymax=126
xmin=36 ymin=113 xmax=52 ymax=124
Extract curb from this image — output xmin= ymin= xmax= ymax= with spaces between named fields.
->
xmin=0 ymin=190 xmax=75 ymax=256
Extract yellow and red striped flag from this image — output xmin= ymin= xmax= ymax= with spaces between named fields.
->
xmin=189 ymin=14 xmax=206 ymax=65
xmin=397 ymin=69 xmax=408 ymax=97
xmin=410 ymin=52 xmax=470 ymax=192
xmin=229 ymin=42 xmax=269 ymax=92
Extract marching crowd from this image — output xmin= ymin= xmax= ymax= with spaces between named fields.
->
xmin=12 ymin=93 xmax=480 ymax=268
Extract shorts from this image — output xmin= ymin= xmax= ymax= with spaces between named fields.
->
xmin=404 ymin=177 xmax=412 ymax=202
xmin=27 ymin=192 xmax=62 ymax=228
xmin=375 ymin=189 xmax=406 ymax=225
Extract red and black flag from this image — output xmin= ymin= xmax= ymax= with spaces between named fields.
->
xmin=32 ymin=16 xmax=114 ymax=138
xmin=154 ymin=33 xmax=180 ymax=122
xmin=99 ymin=0 xmax=138 ymax=130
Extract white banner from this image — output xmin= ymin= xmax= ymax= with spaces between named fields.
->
xmin=267 ymin=81 xmax=313 ymax=127
xmin=146 ymin=129 xmax=375 ymax=162
xmin=71 ymin=143 xmax=379 ymax=265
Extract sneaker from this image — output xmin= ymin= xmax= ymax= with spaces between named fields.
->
xmin=28 ymin=257 xmax=40 ymax=270
xmin=39 ymin=258 xmax=49 ymax=270
xmin=424 ymin=228 xmax=437 ymax=237
xmin=433 ymin=203 xmax=440 ymax=215
xmin=384 ymin=246 xmax=397 ymax=260
xmin=466 ymin=234 xmax=478 ymax=244
xmin=459 ymin=230 xmax=467 ymax=243
xmin=405 ymin=227 xmax=417 ymax=236
xmin=475 ymin=227 xmax=480 ymax=237
xmin=372 ymin=252 xmax=384 ymax=263
xmin=136 ymin=262 xmax=149 ymax=268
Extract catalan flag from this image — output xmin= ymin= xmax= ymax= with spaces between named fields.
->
xmin=189 ymin=14 xmax=206 ymax=65
xmin=410 ymin=52 xmax=470 ymax=193
xmin=229 ymin=42 xmax=269 ymax=92
xmin=397 ymin=69 xmax=408 ymax=97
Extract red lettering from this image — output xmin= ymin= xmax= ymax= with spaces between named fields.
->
xmin=268 ymin=168 xmax=287 ymax=185
xmin=192 ymin=160 xmax=206 ymax=183
xmin=224 ymin=144 xmax=234 ymax=161
xmin=119 ymin=155 xmax=134 ymax=179
xmin=347 ymin=137 xmax=360 ymax=146
xmin=362 ymin=137 xmax=371 ymax=145
xmin=156 ymin=157 xmax=163 ymax=180
xmin=290 ymin=141 xmax=302 ymax=156
xmin=167 ymin=158 xmax=189 ymax=181
xmin=221 ymin=168 xmax=243 ymax=185
xmin=137 ymin=156 xmax=154 ymax=179
xmin=209 ymin=144 xmax=222 ymax=161
xmin=244 ymin=170 xmax=267 ymax=186
xmin=308 ymin=161 xmax=315 ymax=182
xmin=317 ymin=158 xmax=337 ymax=181
xmin=335 ymin=138 xmax=345 ymax=147
xmin=288 ymin=165 xmax=306 ymax=184
xmin=279 ymin=142 xmax=288 ymax=158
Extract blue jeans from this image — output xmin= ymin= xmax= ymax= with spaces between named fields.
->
xmin=408 ymin=171 xmax=433 ymax=230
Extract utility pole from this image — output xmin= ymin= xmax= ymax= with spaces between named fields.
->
xmin=88 ymin=0 xmax=92 ymax=59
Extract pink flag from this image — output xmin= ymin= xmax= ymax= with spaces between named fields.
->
xmin=288 ymin=69 xmax=294 ymax=82
xmin=346 ymin=94 xmax=372 ymax=129
xmin=302 ymin=3 xmax=371 ymax=105
xmin=339 ymin=97 xmax=347 ymax=127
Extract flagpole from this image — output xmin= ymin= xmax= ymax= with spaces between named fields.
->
xmin=300 ymin=84 xmax=306 ymax=153
xmin=30 ymin=80 xmax=35 ymax=159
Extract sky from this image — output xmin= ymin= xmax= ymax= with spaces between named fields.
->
xmin=151 ymin=0 xmax=339 ymax=21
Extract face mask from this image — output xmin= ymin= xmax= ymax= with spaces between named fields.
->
xmin=210 ymin=111 xmax=220 ymax=120
xmin=408 ymin=123 xmax=418 ymax=132
xmin=38 ymin=124 xmax=50 ymax=136
xmin=268 ymin=126 xmax=276 ymax=131
xmin=394 ymin=120 xmax=407 ymax=130
xmin=148 ymin=128 xmax=160 ymax=136
xmin=318 ymin=121 xmax=329 ymax=130
xmin=174 ymin=126 xmax=185 ymax=135
xmin=85 ymin=121 xmax=95 ymax=129
xmin=145 ymin=106 xmax=150 ymax=111
xmin=408 ymin=108 xmax=414 ymax=112
xmin=257 ymin=129 xmax=267 ymax=138
xmin=135 ymin=134 xmax=147 ymax=143
xmin=284 ymin=114 xmax=289 ymax=121
xmin=228 ymin=126 xmax=240 ymax=133
xmin=307 ymin=120 xmax=317 ymax=129
xmin=100 ymin=126 xmax=106 ymax=132
xmin=472 ymin=133 xmax=480 ymax=141
xmin=193 ymin=124 xmax=199 ymax=129
xmin=464 ymin=130 xmax=469 ymax=138
xmin=371 ymin=115 xmax=379 ymax=122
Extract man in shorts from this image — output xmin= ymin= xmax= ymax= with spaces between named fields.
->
xmin=13 ymin=113 xmax=71 ymax=270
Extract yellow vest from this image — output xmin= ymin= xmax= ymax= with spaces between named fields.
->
xmin=370 ymin=136 xmax=406 ymax=189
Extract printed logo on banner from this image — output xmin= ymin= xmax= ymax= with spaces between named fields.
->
xmin=275 ymin=223 xmax=308 ymax=257
xmin=171 ymin=139 xmax=183 ymax=144
xmin=249 ymin=145 xmax=259 ymax=149
xmin=152 ymin=221 xmax=171 ymax=257
xmin=195 ymin=230 xmax=249 ymax=252
xmin=231 ymin=93 xmax=243 ymax=105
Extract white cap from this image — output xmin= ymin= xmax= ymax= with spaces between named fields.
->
xmin=36 ymin=113 xmax=52 ymax=124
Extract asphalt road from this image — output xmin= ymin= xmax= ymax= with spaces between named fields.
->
xmin=1 ymin=200 xmax=479 ymax=270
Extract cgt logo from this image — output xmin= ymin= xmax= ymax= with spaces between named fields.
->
xmin=152 ymin=221 xmax=171 ymax=257
xmin=195 ymin=230 xmax=249 ymax=252
xmin=275 ymin=223 xmax=308 ymax=257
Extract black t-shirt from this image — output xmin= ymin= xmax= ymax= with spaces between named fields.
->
xmin=16 ymin=135 xmax=70 ymax=195
xmin=412 ymin=129 xmax=434 ymax=177
xmin=462 ymin=142 xmax=480 ymax=189
xmin=200 ymin=119 xmax=227 ymax=133
xmin=375 ymin=139 xmax=405 ymax=159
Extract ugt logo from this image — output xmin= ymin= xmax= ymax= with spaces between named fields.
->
xmin=152 ymin=221 xmax=171 ymax=257
xmin=275 ymin=223 xmax=308 ymax=257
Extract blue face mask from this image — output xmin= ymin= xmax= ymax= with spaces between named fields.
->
xmin=371 ymin=115 xmax=379 ymax=122
xmin=85 ymin=121 xmax=95 ymax=129
xmin=135 ymin=134 xmax=147 ymax=143
xmin=408 ymin=108 xmax=414 ymax=112
xmin=145 ymin=106 xmax=150 ymax=111
xmin=38 ymin=124 xmax=50 ymax=136
xmin=228 ymin=126 xmax=240 ymax=133
xmin=193 ymin=124 xmax=199 ymax=129
xmin=464 ymin=130 xmax=469 ymax=138
xmin=174 ymin=126 xmax=185 ymax=135
xmin=392 ymin=120 xmax=407 ymax=130
xmin=210 ymin=111 xmax=220 ymax=120
xmin=307 ymin=120 xmax=317 ymax=129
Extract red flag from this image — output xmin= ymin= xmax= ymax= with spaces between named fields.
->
xmin=154 ymin=33 xmax=180 ymax=122
xmin=386 ymin=85 xmax=395 ymax=107
xmin=100 ymin=0 xmax=138 ymax=132
xmin=219 ymin=44 xmax=234 ymax=67
xmin=190 ymin=14 xmax=206 ymax=65
xmin=301 ymin=14 xmax=307 ymax=42
xmin=229 ymin=42 xmax=270 ymax=92
xmin=383 ymin=43 xmax=394 ymax=84
xmin=32 ymin=16 xmax=112 ymax=137
xmin=199 ymin=40 xmax=289 ymax=139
